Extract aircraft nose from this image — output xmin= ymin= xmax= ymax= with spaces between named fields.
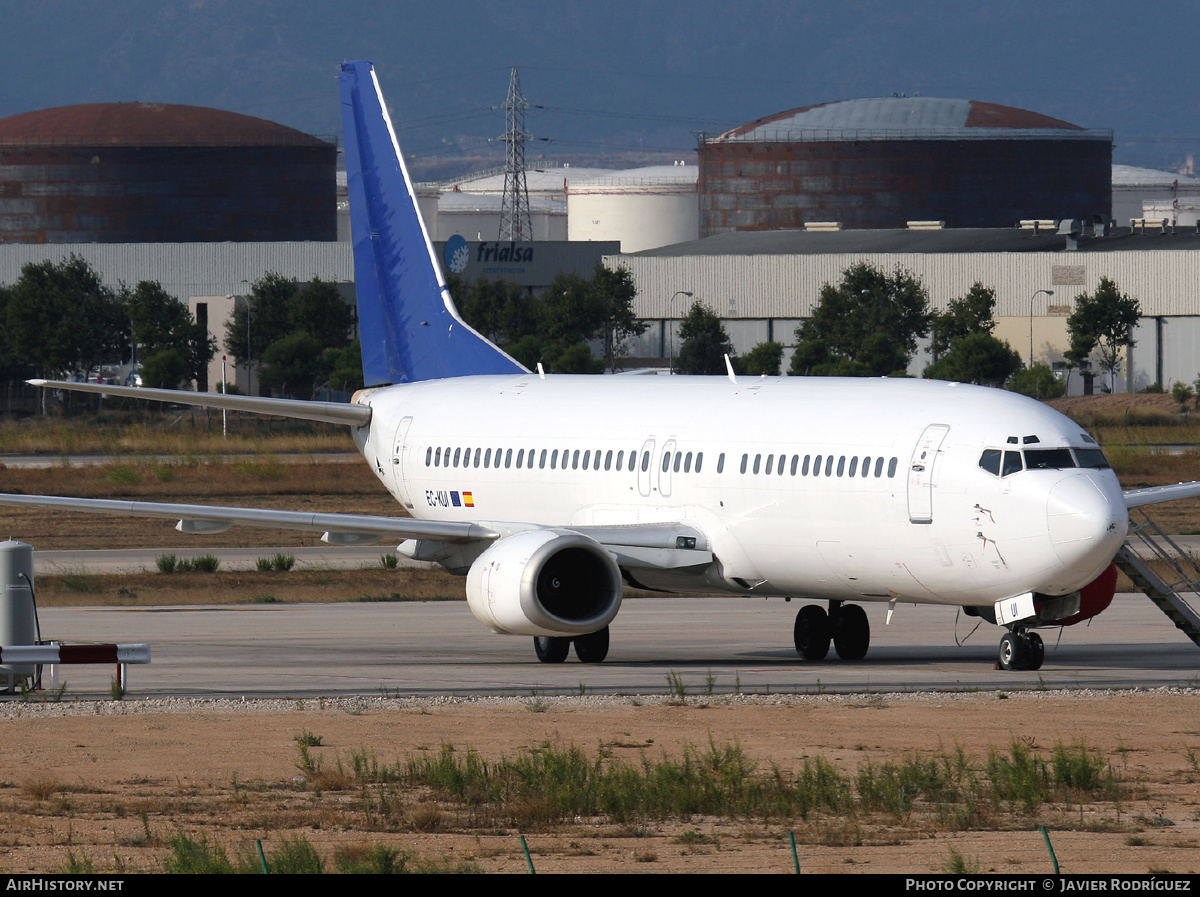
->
xmin=1046 ymin=473 xmax=1126 ymax=566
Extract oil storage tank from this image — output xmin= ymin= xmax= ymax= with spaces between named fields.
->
xmin=698 ymin=96 xmax=1111 ymax=235
xmin=0 ymin=102 xmax=335 ymax=243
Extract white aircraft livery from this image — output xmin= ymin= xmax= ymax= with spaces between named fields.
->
xmin=4 ymin=61 xmax=1200 ymax=672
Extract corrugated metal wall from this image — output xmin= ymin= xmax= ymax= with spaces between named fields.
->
xmin=610 ymin=250 xmax=1200 ymax=319
xmin=0 ymin=242 xmax=355 ymax=304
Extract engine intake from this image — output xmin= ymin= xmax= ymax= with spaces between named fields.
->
xmin=466 ymin=530 xmax=622 ymax=636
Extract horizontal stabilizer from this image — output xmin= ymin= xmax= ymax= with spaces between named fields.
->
xmin=1124 ymin=481 xmax=1200 ymax=509
xmin=0 ymin=493 xmax=495 ymax=544
xmin=28 ymin=380 xmax=372 ymax=427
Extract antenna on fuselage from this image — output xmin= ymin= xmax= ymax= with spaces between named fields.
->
xmin=724 ymin=354 xmax=737 ymax=384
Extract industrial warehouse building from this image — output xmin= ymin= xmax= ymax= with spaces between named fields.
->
xmin=608 ymin=224 xmax=1200 ymax=392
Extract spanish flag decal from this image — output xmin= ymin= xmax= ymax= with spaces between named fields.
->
xmin=463 ymin=491 xmax=475 ymax=507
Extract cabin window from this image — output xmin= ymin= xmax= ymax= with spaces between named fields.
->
xmin=874 ymin=457 xmax=884 ymax=477
xmin=740 ymin=454 xmax=748 ymax=474
xmin=604 ymin=450 xmax=613 ymax=470
xmin=453 ymin=448 xmax=461 ymax=467
xmin=801 ymin=455 xmax=810 ymax=475
xmin=848 ymin=457 xmax=858 ymax=477
xmin=825 ymin=455 xmax=835 ymax=476
xmin=978 ymin=449 xmax=1001 ymax=476
xmin=887 ymin=457 xmax=898 ymax=478
xmin=790 ymin=455 xmax=798 ymax=475
xmin=570 ymin=450 xmax=579 ymax=470
xmin=472 ymin=449 xmax=480 ymax=468
xmin=753 ymin=454 xmax=762 ymax=474
xmin=662 ymin=452 xmax=671 ymax=473
xmin=716 ymin=453 xmax=724 ymax=473
xmin=674 ymin=453 xmax=683 ymax=473
xmin=641 ymin=452 xmax=651 ymax=473
xmin=484 ymin=449 xmax=492 ymax=468
xmin=836 ymin=456 xmax=845 ymax=477
xmin=425 ymin=447 xmax=432 ymax=466
xmin=515 ymin=449 xmax=524 ymax=468
xmin=539 ymin=449 xmax=547 ymax=469
xmin=861 ymin=456 xmax=871 ymax=478
xmin=593 ymin=451 xmax=601 ymax=471
xmin=615 ymin=450 xmax=623 ymax=470
xmin=1074 ymin=448 xmax=1110 ymax=469
xmin=813 ymin=454 xmax=822 ymax=476
xmin=683 ymin=452 xmax=692 ymax=473
xmin=696 ymin=452 xmax=704 ymax=473
xmin=528 ymin=449 xmax=535 ymax=469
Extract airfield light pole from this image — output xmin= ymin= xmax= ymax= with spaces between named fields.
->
xmin=668 ymin=291 xmax=693 ymax=372
xmin=221 ymin=355 xmax=227 ymax=439
xmin=1029 ymin=289 xmax=1054 ymax=367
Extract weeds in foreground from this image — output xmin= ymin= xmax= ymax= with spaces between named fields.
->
xmin=155 ymin=554 xmax=221 ymax=574
xmin=942 ymin=845 xmax=983 ymax=874
xmin=256 ymin=553 xmax=296 ymax=572
xmin=158 ymin=831 xmax=478 ymax=875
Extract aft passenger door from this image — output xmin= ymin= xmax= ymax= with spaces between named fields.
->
xmin=391 ymin=416 xmax=413 ymax=508
xmin=908 ymin=424 xmax=949 ymax=524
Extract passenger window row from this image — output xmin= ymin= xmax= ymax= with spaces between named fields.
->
xmin=425 ymin=445 xmax=647 ymax=472
xmin=738 ymin=452 xmax=898 ymax=479
xmin=421 ymin=445 xmax=899 ymax=481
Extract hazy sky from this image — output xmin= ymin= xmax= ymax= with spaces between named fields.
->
xmin=1 ymin=1 xmax=1195 ymax=171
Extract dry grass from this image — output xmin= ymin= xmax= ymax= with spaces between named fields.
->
xmin=37 ymin=567 xmax=465 ymax=607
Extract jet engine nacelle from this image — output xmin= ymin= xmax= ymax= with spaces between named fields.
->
xmin=465 ymin=529 xmax=622 ymax=637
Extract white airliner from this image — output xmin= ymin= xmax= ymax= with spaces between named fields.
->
xmin=3 ymin=61 xmax=1198 ymax=672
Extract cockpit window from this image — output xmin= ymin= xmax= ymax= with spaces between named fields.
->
xmin=1024 ymin=448 xmax=1076 ymax=470
xmin=1074 ymin=448 xmax=1111 ymax=469
xmin=1001 ymin=451 xmax=1023 ymax=477
xmin=978 ymin=449 xmax=1001 ymax=475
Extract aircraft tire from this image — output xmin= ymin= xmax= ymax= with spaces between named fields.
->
xmin=832 ymin=604 xmax=870 ymax=661
xmin=793 ymin=605 xmax=831 ymax=660
xmin=534 ymin=636 xmax=570 ymax=664
xmin=998 ymin=631 xmax=1028 ymax=671
xmin=573 ymin=626 xmax=610 ymax=663
xmin=1025 ymin=632 xmax=1044 ymax=671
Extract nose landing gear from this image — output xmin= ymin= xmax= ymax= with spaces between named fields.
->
xmin=997 ymin=628 xmax=1044 ymax=671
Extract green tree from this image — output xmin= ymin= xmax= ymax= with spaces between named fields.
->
xmin=288 ymin=278 xmax=355 ymax=350
xmin=924 ymin=332 xmax=1022 ymax=387
xmin=123 ymin=280 xmax=216 ymax=387
xmin=259 ymin=332 xmax=326 ymax=398
xmin=223 ymin=272 xmax=295 ymax=365
xmin=1006 ymin=363 xmax=1066 ymax=400
xmin=140 ymin=348 xmax=188 ymax=390
xmin=675 ymin=302 xmax=733 ymax=375
xmin=1065 ymin=277 xmax=1141 ymax=393
xmin=321 ymin=339 xmax=364 ymax=394
xmin=790 ymin=262 xmax=930 ymax=376
xmin=589 ymin=264 xmax=647 ymax=371
xmin=929 ymin=283 xmax=997 ymax=359
xmin=5 ymin=256 xmax=128 ymax=379
xmin=734 ymin=341 xmax=783 ymax=376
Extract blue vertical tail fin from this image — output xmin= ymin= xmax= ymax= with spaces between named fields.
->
xmin=338 ymin=61 xmax=527 ymax=385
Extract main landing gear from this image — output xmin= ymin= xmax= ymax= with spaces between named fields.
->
xmin=793 ymin=601 xmax=870 ymax=661
xmin=997 ymin=628 xmax=1044 ymax=671
xmin=533 ymin=626 xmax=610 ymax=664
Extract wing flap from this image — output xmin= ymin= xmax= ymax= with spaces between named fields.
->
xmin=0 ymin=493 xmax=495 ymax=544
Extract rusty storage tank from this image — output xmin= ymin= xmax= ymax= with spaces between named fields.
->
xmin=698 ymin=96 xmax=1112 ymax=235
xmin=0 ymin=102 xmax=335 ymax=243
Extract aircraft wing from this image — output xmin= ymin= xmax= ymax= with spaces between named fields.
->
xmin=27 ymin=379 xmax=371 ymax=427
xmin=1124 ymin=481 xmax=1200 ymax=509
xmin=0 ymin=493 xmax=711 ymax=570
xmin=0 ymin=493 xmax=494 ymax=545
